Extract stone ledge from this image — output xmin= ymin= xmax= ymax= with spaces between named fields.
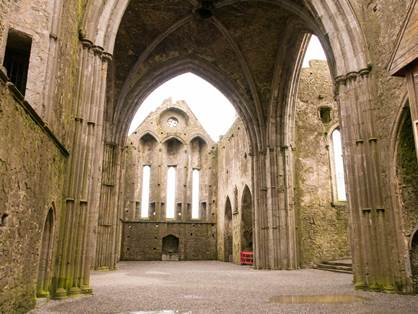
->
xmin=121 ymin=220 xmax=216 ymax=225
xmin=0 ymin=67 xmax=69 ymax=158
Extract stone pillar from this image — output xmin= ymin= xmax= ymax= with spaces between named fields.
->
xmin=276 ymin=145 xmax=298 ymax=270
xmin=44 ymin=0 xmax=64 ymax=125
xmin=405 ymin=62 xmax=418 ymax=162
xmin=52 ymin=39 xmax=110 ymax=298
xmin=95 ymin=143 xmax=121 ymax=271
xmin=253 ymin=150 xmax=269 ymax=269
xmin=336 ymin=69 xmax=401 ymax=292
xmin=157 ymin=142 xmax=164 ymax=221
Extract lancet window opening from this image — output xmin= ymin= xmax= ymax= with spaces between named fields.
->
xmin=140 ymin=165 xmax=151 ymax=218
xmin=166 ymin=166 xmax=177 ymax=219
xmin=192 ymin=169 xmax=200 ymax=219
xmin=331 ymin=128 xmax=347 ymax=202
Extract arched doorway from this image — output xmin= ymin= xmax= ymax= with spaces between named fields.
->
xmin=411 ymin=231 xmax=418 ymax=293
xmin=162 ymin=235 xmax=180 ymax=261
xmin=395 ymin=106 xmax=418 ymax=292
xmin=241 ymin=185 xmax=253 ymax=252
xmin=224 ymin=197 xmax=233 ymax=262
xmin=37 ymin=209 xmax=54 ymax=298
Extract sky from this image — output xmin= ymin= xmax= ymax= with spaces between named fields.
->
xmin=128 ymin=36 xmax=327 ymax=140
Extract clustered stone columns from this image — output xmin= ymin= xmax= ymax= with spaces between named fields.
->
xmin=405 ymin=63 xmax=418 ymax=162
xmin=253 ymin=142 xmax=298 ymax=270
xmin=52 ymin=38 xmax=111 ymax=298
xmin=43 ymin=0 xmax=64 ymax=126
xmin=95 ymin=143 xmax=123 ymax=270
xmin=336 ymin=69 xmax=401 ymax=292
xmin=253 ymin=150 xmax=268 ymax=269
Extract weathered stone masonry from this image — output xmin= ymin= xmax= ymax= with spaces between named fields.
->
xmin=294 ymin=60 xmax=350 ymax=267
xmin=120 ymin=99 xmax=217 ymax=261
xmin=217 ymin=118 xmax=252 ymax=264
xmin=0 ymin=68 xmax=67 ymax=313
xmin=1 ymin=0 xmax=418 ymax=312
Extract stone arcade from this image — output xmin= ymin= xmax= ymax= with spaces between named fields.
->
xmin=1 ymin=0 xmax=418 ymax=313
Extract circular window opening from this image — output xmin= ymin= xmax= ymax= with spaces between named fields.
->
xmin=167 ymin=117 xmax=179 ymax=128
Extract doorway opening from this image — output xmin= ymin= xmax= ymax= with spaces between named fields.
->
xmin=224 ymin=197 xmax=233 ymax=262
xmin=162 ymin=235 xmax=180 ymax=261
xmin=37 ymin=209 xmax=54 ymax=298
xmin=241 ymin=185 xmax=253 ymax=252
xmin=395 ymin=105 xmax=418 ymax=291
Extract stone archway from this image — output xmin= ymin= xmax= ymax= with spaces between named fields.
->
xmin=162 ymin=235 xmax=180 ymax=261
xmin=53 ymin=0 xmax=418 ymax=297
xmin=75 ymin=0 xmax=370 ymax=276
xmin=393 ymin=104 xmax=418 ymax=291
xmin=241 ymin=185 xmax=253 ymax=252
xmin=411 ymin=231 xmax=418 ymax=293
xmin=37 ymin=209 xmax=54 ymax=298
xmin=224 ymin=197 xmax=233 ymax=262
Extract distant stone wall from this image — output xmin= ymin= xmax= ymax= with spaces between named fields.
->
xmin=120 ymin=99 xmax=218 ymax=261
xmin=121 ymin=222 xmax=216 ymax=261
xmin=294 ymin=60 xmax=350 ymax=266
xmin=0 ymin=73 xmax=66 ymax=313
xmin=217 ymin=118 xmax=252 ymax=264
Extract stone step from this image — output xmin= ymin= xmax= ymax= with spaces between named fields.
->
xmin=315 ymin=259 xmax=353 ymax=274
xmin=321 ymin=259 xmax=352 ymax=267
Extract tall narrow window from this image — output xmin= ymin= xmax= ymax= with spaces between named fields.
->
xmin=192 ymin=169 xmax=200 ymax=219
xmin=3 ymin=29 xmax=32 ymax=95
xmin=140 ymin=166 xmax=151 ymax=218
xmin=166 ymin=166 xmax=176 ymax=219
xmin=332 ymin=129 xmax=347 ymax=201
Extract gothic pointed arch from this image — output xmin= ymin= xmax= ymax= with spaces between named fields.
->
xmin=390 ymin=97 xmax=418 ymax=290
xmin=138 ymin=131 xmax=160 ymax=144
xmin=241 ymin=185 xmax=253 ymax=252
xmin=37 ymin=207 xmax=55 ymax=298
xmin=224 ymin=196 xmax=233 ymax=262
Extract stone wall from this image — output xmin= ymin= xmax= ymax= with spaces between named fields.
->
xmin=121 ymin=222 xmax=216 ymax=261
xmin=294 ymin=60 xmax=351 ymax=266
xmin=120 ymin=99 xmax=218 ymax=261
xmin=217 ymin=118 xmax=252 ymax=264
xmin=5 ymin=0 xmax=52 ymax=115
xmin=1 ymin=0 xmax=77 ymax=144
xmin=0 ymin=2 xmax=418 ymax=310
xmin=0 ymin=71 xmax=66 ymax=313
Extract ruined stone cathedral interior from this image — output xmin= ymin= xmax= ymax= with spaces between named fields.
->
xmin=1 ymin=0 xmax=418 ymax=313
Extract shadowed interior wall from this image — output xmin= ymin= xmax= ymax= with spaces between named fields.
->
xmin=241 ymin=186 xmax=253 ymax=252
xmin=396 ymin=107 xmax=418 ymax=291
xmin=397 ymin=108 xmax=418 ymax=239
xmin=224 ymin=197 xmax=233 ymax=262
xmin=411 ymin=233 xmax=418 ymax=293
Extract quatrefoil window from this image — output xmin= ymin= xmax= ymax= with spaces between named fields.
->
xmin=167 ymin=117 xmax=179 ymax=128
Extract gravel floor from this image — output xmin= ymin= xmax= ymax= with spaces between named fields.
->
xmin=31 ymin=261 xmax=418 ymax=314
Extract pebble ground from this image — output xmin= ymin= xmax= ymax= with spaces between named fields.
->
xmin=31 ymin=261 xmax=418 ymax=314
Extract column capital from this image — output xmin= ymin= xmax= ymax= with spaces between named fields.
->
xmin=335 ymin=65 xmax=372 ymax=86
